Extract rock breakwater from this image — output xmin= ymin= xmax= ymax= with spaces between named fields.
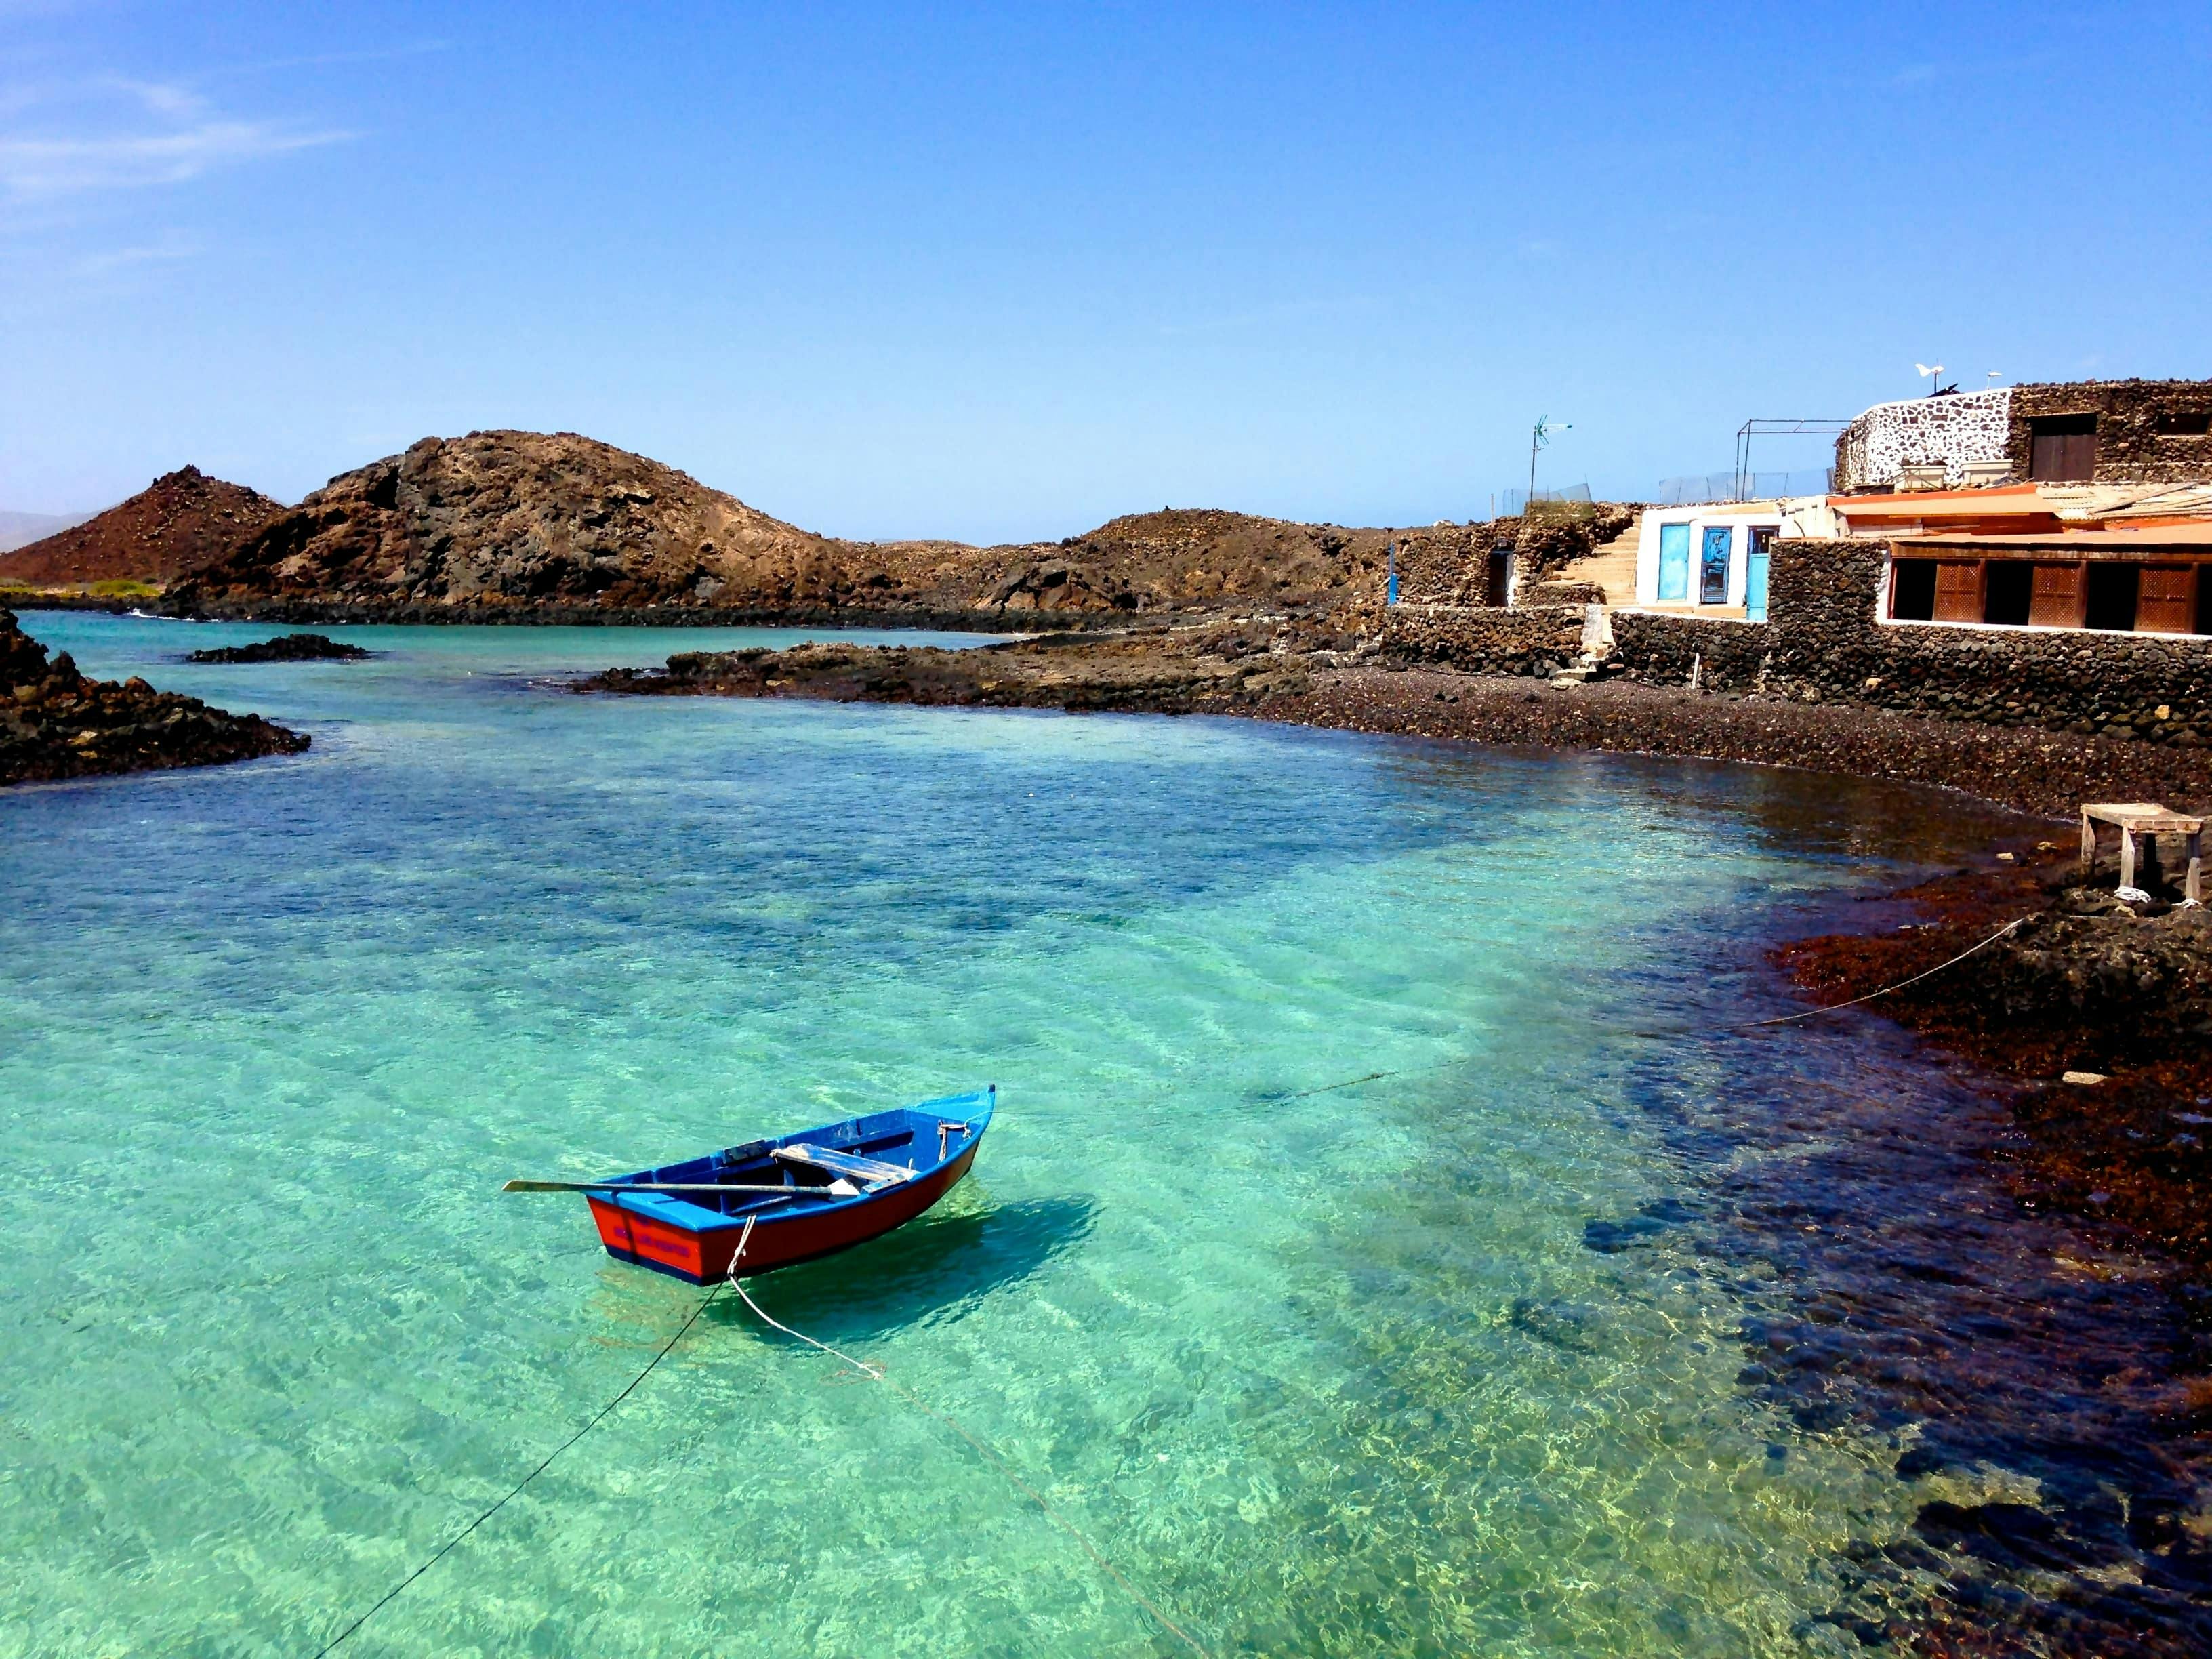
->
xmin=579 ymin=621 xmax=1315 ymax=714
xmin=583 ymin=628 xmax=2212 ymax=819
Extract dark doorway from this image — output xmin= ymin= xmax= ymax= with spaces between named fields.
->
xmin=1891 ymin=559 xmax=1937 ymax=621
xmin=2030 ymin=413 xmax=2097 ymax=481
xmin=1483 ymin=548 xmax=1512 ymax=607
xmin=2084 ymin=562 xmax=2139 ymax=631
xmin=1982 ymin=560 xmax=2032 ymax=626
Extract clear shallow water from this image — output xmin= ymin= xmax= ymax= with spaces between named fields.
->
xmin=1 ymin=613 xmax=2024 ymax=1658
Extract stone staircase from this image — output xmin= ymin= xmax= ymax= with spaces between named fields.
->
xmin=1553 ymin=525 xmax=1641 ymax=607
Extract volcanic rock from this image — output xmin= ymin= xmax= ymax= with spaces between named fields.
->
xmin=0 ymin=468 xmax=285 ymax=589
xmin=188 ymin=632 xmax=371 ymax=663
xmin=0 ymin=607 xmax=309 ymax=785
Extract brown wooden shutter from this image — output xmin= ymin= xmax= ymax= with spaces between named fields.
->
xmin=1933 ymin=560 xmax=1985 ymax=623
xmin=2030 ymin=415 xmax=2097 ymax=481
xmin=2028 ymin=562 xmax=2086 ymax=628
xmin=2137 ymin=565 xmax=2196 ymax=634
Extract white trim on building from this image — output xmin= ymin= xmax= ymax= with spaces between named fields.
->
xmin=1629 ymin=498 xmax=1832 ymax=613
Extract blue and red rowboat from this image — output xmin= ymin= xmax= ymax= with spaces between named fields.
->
xmin=529 ymin=1087 xmax=994 ymax=1284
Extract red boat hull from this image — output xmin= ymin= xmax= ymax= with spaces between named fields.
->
xmin=587 ymin=1137 xmax=983 ymax=1284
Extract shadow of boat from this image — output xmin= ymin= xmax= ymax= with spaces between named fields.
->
xmin=708 ymin=1191 xmax=1099 ymax=1343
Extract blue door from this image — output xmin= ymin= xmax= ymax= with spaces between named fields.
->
xmin=1657 ymin=523 xmax=1689 ymax=601
xmin=1744 ymin=527 xmax=1774 ymax=621
xmin=1700 ymin=526 xmax=1733 ymax=604
xmin=1745 ymin=548 xmax=1770 ymax=622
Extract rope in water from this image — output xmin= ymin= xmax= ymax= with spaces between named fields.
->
xmin=312 ymin=978 xmax=2025 ymax=1656
xmin=726 ymin=1261 xmax=1214 ymax=1658
xmin=1729 ymin=915 xmax=2027 ymax=1030
xmin=311 ymin=1279 xmax=732 ymax=1656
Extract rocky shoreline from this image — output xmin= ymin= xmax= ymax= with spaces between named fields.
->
xmin=578 ymin=625 xmax=2212 ymax=819
xmin=578 ymin=622 xmax=2212 ymax=1651
xmin=1783 ymin=848 xmax=2212 ymax=1266
xmin=0 ymin=608 xmax=309 ymax=786
xmin=159 ymin=595 xmax=1071 ymax=632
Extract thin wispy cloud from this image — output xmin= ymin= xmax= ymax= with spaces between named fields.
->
xmin=0 ymin=76 xmax=349 ymax=203
xmin=79 ymin=226 xmax=203 ymax=273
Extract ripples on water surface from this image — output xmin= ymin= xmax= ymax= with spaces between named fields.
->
xmin=3 ymin=612 xmax=2145 ymax=1657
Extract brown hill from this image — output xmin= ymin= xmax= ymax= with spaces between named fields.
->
xmin=169 ymin=429 xmax=1409 ymax=621
xmin=172 ymin=430 xmax=854 ymax=614
xmin=0 ymin=468 xmax=285 ymax=588
xmin=1026 ymin=508 xmax=1391 ymax=610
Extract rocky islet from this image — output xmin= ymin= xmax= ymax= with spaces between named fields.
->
xmin=0 ymin=608 xmax=309 ymax=786
xmin=186 ymin=632 xmax=371 ymax=664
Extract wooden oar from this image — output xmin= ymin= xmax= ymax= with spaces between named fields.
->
xmin=502 ymin=1178 xmax=857 ymax=1198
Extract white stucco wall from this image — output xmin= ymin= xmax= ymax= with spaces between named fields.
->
xmin=1633 ymin=504 xmax=1793 ymax=608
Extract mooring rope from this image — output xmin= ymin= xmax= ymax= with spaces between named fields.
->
xmin=1730 ymin=915 xmax=2027 ymax=1030
xmin=311 ymin=1277 xmax=731 ymax=1656
xmin=312 ymin=983 xmax=2029 ymax=1653
xmin=727 ymin=1262 xmax=1214 ymax=1658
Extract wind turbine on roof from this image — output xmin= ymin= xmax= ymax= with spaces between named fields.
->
xmin=1529 ymin=415 xmax=1571 ymax=510
xmin=1916 ymin=362 xmax=1944 ymax=397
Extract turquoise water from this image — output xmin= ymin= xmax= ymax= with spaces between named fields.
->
xmin=1 ymin=613 xmax=2013 ymax=1657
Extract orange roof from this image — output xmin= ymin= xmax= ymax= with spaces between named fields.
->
xmin=1833 ymin=486 xmax=2051 ymax=519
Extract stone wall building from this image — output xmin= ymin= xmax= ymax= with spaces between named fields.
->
xmin=1610 ymin=536 xmax=2212 ymax=743
xmin=1835 ymin=379 xmax=2212 ymax=493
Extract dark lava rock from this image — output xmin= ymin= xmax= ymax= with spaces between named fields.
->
xmin=0 ymin=607 xmax=309 ymax=785
xmin=188 ymin=632 xmax=370 ymax=664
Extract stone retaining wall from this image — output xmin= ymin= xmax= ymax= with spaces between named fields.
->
xmin=1612 ymin=539 xmax=2212 ymax=744
xmin=1379 ymin=604 xmax=1589 ymax=675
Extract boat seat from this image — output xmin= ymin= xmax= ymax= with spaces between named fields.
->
xmin=773 ymin=1143 xmax=915 ymax=1190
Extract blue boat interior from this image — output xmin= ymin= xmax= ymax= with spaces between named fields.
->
xmin=599 ymin=1087 xmax=995 ymax=1233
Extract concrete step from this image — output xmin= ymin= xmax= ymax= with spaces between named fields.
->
xmin=1553 ymin=527 xmax=1641 ymax=607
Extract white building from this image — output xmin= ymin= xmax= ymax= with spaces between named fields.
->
xmin=1630 ymin=498 xmax=1833 ymax=619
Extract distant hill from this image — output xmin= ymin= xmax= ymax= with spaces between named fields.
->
xmin=0 ymin=510 xmax=92 ymax=553
xmin=173 ymin=430 xmax=853 ymax=614
xmin=0 ymin=468 xmax=285 ymax=588
xmin=168 ymin=428 xmax=1404 ymax=621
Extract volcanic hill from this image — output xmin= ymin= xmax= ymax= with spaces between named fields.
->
xmin=171 ymin=431 xmax=854 ymax=617
xmin=0 ymin=468 xmax=285 ymax=589
xmin=166 ymin=428 xmax=1406 ymax=623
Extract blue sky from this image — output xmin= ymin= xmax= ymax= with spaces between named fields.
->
xmin=3 ymin=2 xmax=2207 ymax=542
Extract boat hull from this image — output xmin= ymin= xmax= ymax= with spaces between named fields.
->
xmin=588 ymin=1139 xmax=981 ymax=1283
xmin=579 ymin=1088 xmax=996 ymax=1284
